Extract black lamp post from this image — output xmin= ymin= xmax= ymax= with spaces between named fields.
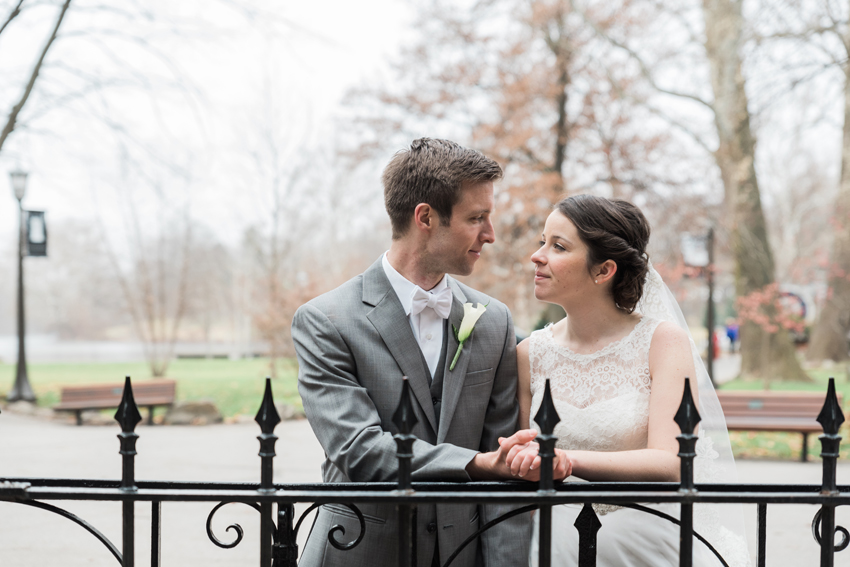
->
xmin=681 ymin=227 xmax=716 ymax=386
xmin=8 ymin=169 xmax=35 ymax=403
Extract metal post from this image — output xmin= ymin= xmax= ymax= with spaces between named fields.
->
xmin=675 ymin=378 xmax=700 ymax=567
xmin=255 ymin=377 xmax=281 ymax=567
xmin=273 ymin=504 xmax=298 ymax=567
xmin=816 ymin=378 xmax=844 ymax=567
xmin=534 ymin=380 xmax=561 ymax=567
xmin=574 ymin=503 xmax=601 ymax=567
xmin=9 ymin=199 xmax=34 ymax=402
xmin=757 ymin=503 xmax=766 ymax=567
xmin=151 ymin=501 xmax=161 ymax=567
xmin=706 ymin=227 xmax=715 ymax=386
xmin=393 ymin=377 xmax=418 ymax=567
xmin=115 ymin=376 xmax=142 ymax=567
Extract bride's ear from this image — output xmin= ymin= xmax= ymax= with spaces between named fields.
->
xmin=594 ymin=260 xmax=617 ymax=285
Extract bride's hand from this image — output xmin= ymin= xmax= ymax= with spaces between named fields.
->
xmin=499 ymin=431 xmax=572 ymax=481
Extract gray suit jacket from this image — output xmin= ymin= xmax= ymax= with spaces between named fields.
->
xmin=292 ymin=258 xmax=531 ymax=567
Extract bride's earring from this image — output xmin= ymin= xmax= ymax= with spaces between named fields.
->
xmin=595 ymin=279 xmax=598 ymax=284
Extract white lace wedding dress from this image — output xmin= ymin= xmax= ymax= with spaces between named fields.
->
xmin=527 ymin=318 xmax=749 ymax=567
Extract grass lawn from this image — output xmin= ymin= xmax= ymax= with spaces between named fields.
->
xmin=719 ymin=369 xmax=850 ymax=460
xmin=0 ymin=358 xmax=300 ymax=419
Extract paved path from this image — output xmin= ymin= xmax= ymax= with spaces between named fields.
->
xmin=1 ymin=410 xmax=848 ymax=566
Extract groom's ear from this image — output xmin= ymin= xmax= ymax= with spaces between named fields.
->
xmin=413 ymin=203 xmax=435 ymax=232
xmin=594 ymin=260 xmax=617 ymax=284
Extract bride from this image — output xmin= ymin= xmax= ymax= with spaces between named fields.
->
xmin=499 ymin=195 xmax=750 ymax=567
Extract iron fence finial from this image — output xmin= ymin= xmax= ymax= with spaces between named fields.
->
xmin=392 ymin=377 xmax=418 ymax=434
xmin=255 ymin=377 xmax=281 ymax=435
xmin=817 ymin=377 xmax=845 ymax=436
xmin=574 ymin=503 xmax=602 ymax=567
xmin=114 ymin=376 xmax=142 ymax=433
xmin=533 ymin=379 xmax=560 ymax=436
xmin=674 ymin=377 xmax=701 ymax=436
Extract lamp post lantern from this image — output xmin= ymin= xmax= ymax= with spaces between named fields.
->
xmin=8 ymin=169 xmax=35 ymax=403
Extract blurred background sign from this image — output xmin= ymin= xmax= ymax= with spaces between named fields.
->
xmin=26 ymin=211 xmax=47 ymax=257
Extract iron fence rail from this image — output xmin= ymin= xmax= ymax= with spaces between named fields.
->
xmin=1 ymin=375 xmax=848 ymax=567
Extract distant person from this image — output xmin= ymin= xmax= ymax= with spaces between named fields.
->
xmin=725 ymin=319 xmax=739 ymax=353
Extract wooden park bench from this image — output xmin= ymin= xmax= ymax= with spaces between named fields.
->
xmin=54 ymin=380 xmax=176 ymax=426
xmin=717 ymin=390 xmax=844 ymax=462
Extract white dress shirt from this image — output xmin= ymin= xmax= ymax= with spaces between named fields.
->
xmin=382 ymin=252 xmax=449 ymax=378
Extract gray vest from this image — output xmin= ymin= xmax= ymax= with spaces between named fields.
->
xmin=418 ymin=320 xmax=449 ymax=432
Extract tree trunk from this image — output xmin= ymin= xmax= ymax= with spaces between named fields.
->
xmin=807 ymin=31 xmax=850 ymax=363
xmin=539 ymin=11 xmax=572 ymax=327
xmin=702 ymin=0 xmax=808 ymax=381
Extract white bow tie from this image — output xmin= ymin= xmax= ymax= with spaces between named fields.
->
xmin=410 ymin=286 xmax=453 ymax=319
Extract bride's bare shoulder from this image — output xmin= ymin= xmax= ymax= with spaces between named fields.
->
xmin=517 ymin=336 xmax=531 ymax=359
xmin=648 ymin=321 xmax=693 ymax=377
xmin=649 ymin=320 xmax=689 ymax=347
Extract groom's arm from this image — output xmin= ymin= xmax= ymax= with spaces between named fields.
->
xmin=474 ymin=306 xmax=533 ymax=567
xmin=293 ymin=302 xmax=478 ymax=482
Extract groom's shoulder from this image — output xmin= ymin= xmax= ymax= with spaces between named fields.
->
xmin=452 ymin=280 xmax=510 ymax=318
xmin=298 ymin=272 xmax=365 ymax=315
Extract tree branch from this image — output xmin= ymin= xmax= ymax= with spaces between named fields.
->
xmin=568 ymin=0 xmax=715 ymax=112
xmin=0 ymin=0 xmax=25 ymax=38
xmin=0 ymin=0 xmax=71 ymax=154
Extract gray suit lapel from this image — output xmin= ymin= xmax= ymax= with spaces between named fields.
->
xmin=437 ymin=280 xmax=472 ymax=443
xmin=363 ymin=260 xmax=438 ymax=433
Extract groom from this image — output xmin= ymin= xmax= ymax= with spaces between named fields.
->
xmin=292 ymin=138 xmax=531 ymax=567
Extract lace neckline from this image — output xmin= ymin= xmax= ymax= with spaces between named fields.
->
xmin=544 ymin=316 xmax=650 ymax=360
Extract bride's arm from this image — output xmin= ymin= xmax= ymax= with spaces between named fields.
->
xmin=505 ymin=322 xmax=697 ymax=483
xmin=516 ymin=338 xmax=532 ymax=431
xmin=566 ymin=321 xmax=697 ymax=482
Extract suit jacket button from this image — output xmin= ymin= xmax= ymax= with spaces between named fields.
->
xmin=432 ymin=397 xmax=439 ymax=405
xmin=427 ymin=522 xmax=437 ymax=534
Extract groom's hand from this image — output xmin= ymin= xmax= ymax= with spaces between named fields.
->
xmin=466 ymin=430 xmax=535 ymax=480
xmin=499 ymin=430 xmax=571 ymax=482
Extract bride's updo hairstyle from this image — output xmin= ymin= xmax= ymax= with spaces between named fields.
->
xmin=556 ymin=194 xmax=650 ymax=313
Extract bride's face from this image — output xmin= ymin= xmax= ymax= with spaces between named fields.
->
xmin=531 ymin=211 xmax=596 ymax=305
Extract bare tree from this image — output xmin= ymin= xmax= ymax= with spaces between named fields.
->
xmin=572 ymin=0 xmax=808 ymax=380
xmin=781 ymin=2 xmax=850 ymax=362
xmin=99 ymin=175 xmax=195 ymax=377
xmin=702 ymin=0 xmax=807 ymax=379
xmin=232 ymin=70 xmax=324 ymax=376
xmin=0 ymin=0 xmax=71 ymax=154
xmin=24 ymin=220 xmax=129 ymax=339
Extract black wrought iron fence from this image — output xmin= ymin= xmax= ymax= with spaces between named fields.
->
xmin=1 ymin=375 xmax=849 ymax=567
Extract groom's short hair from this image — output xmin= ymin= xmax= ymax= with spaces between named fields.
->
xmin=383 ymin=138 xmax=502 ymax=239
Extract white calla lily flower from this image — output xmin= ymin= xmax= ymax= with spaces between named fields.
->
xmin=450 ymin=302 xmax=487 ymax=370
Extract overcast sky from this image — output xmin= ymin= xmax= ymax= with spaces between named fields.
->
xmin=0 ymin=0 xmax=412 ymax=246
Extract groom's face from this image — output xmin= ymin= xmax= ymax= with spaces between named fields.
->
xmin=427 ymin=180 xmax=495 ymax=276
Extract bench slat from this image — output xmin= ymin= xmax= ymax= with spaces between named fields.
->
xmin=54 ymin=380 xmax=176 ymax=411
xmin=716 ymin=389 xmax=844 ymax=461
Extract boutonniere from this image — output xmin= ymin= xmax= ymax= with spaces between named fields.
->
xmin=450 ymin=302 xmax=487 ymax=371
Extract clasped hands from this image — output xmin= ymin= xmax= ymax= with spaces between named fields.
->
xmin=468 ymin=429 xmax=571 ymax=482
xmin=499 ymin=429 xmax=572 ymax=481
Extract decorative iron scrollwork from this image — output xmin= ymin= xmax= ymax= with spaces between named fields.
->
xmin=441 ymin=504 xmax=538 ymax=567
xmin=16 ymin=500 xmax=123 ymax=564
xmin=811 ymin=508 xmax=850 ymax=552
xmin=618 ymin=503 xmax=730 ymax=567
xmin=205 ymin=500 xmax=367 ymax=552
xmin=325 ymin=504 xmax=367 ymax=550
xmin=291 ymin=502 xmax=367 ymax=551
xmin=205 ymin=501 xmax=262 ymax=549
